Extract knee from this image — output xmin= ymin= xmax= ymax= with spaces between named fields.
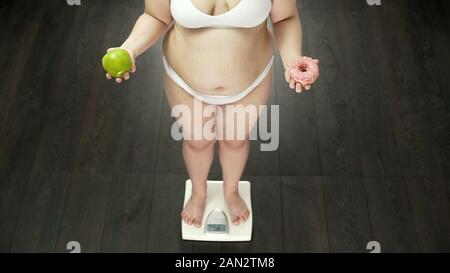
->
xmin=219 ymin=139 xmax=248 ymax=150
xmin=184 ymin=139 xmax=216 ymax=151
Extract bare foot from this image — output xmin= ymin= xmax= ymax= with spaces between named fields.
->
xmin=224 ymin=191 xmax=250 ymax=225
xmin=181 ymin=191 xmax=206 ymax=228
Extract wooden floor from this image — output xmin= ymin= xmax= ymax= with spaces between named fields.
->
xmin=1 ymin=0 xmax=449 ymax=253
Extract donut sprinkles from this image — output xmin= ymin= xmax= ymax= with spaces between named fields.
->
xmin=288 ymin=56 xmax=320 ymax=86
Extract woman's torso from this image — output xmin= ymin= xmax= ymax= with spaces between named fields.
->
xmin=162 ymin=0 xmax=275 ymax=96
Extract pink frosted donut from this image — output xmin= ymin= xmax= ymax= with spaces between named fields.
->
xmin=288 ymin=56 xmax=320 ymax=86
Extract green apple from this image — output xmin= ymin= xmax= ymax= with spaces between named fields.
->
xmin=102 ymin=48 xmax=133 ymax=78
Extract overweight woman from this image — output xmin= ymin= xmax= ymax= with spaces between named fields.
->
xmin=106 ymin=0 xmax=317 ymax=228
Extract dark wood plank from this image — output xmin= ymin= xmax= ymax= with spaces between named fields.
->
xmin=302 ymin=10 xmax=362 ymax=176
xmin=281 ymin=176 xmax=328 ymax=252
xmin=275 ymin=42 xmax=321 ymax=175
xmin=367 ymin=8 xmax=445 ymax=177
xmin=32 ymin=0 xmax=114 ymax=172
xmin=363 ymin=177 xmax=418 ymax=252
xmin=0 ymin=1 xmax=44 ymax=126
xmin=101 ymin=172 xmax=154 ymax=253
xmin=0 ymin=1 xmax=76 ymax=252
xmin=298 ymin=0 xmax=367 ymax=10
xmin=335 ymin=9 xmax=402 ymax=176
xmin=323 ymin=177 xmax=372 ymax=252
xmin=247 ymin=174 xmax=283 ymax=252
xmin=425 ymin=30 xmax=450 ymax=190
xmin=401 ymin=15 xmax=450 ymax=187
xmin=0 ymin=0 xmax=76 ymax=177
xmin=424 ymin=0 xmax=450 ymax=28
xmin=71 ymin=1 xmax=139 ymax=172
xmin=10 ymin=172 xmax=70 ymax=252
xmin=0 ymin=172 xmax=29 ymax=252
xmin=389 ymin=0 xmax=449 ymax=29
xmin=95 ymin=1 xmax=164 ymax=174
xmin=55 ymin=171 xmax=112 ymax=253
xmin=113 ymin=42 xmax=165 ymax=173
xmin=405 ymin=176 xmax=450 ymax=252
xmin=147 ymin=174 xmax=192 ymax=252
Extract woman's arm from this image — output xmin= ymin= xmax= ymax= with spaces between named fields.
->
xmin=270 ymin=0 xmax=302 ymax=70
xmin=271 ymin=0 xmax=317 ymax=92
xmin=121 ymin=0 xmax=173 ymax=58
xmin=107 ymin=0 xmax=172 ymax=83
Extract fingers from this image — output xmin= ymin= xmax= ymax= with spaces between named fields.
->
xmin=289 ymin=79 xmax=296 ymax=89
xmin=287 ymin=77 xmax=314 ymax=93
xmin=284 ymin=70 xmax=290 ymax=82
xmin=295 ymin=83 xmax=302 ymax=93
xmin=106 ymin=74 xmax=128 ymax=84
xmin=286 ymin=70 xmax=313 ymax=93
xmin=106 ymin=73 xmax=131 ymax=84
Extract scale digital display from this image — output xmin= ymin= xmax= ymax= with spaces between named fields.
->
xmin=207 ymin=224 xmax=226 ymax=232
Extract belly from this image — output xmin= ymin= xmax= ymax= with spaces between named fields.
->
xmin=163 ymin=23 xmax=274 ymax=95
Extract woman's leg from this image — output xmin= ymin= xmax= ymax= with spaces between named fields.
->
xmin=216 ymin=68 xmax=273 ymax=225
xmin=164 ymin=73 xmax=216 ymax=228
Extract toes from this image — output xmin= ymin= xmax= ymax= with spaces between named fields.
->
xmin=232 ymin=215 xmax=240 ymax=226
xmin=240 ymin=210 xmax=249 ymax=222
xmin=194 ymin=219 xmax=202 ymax=228
xmin=242 ymin=210 xmax=249 ymax=221
xmin=182 ymin=214 xmax=191 ymax=225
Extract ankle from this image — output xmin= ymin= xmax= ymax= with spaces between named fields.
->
xmin=224 ymin=188 xmax=239 ymax=197
xmin=191 ymin=188 xmax=207 ymax=198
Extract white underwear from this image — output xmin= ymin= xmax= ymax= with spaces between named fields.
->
xmin=162 ymin=54 xmax=274 ymax=105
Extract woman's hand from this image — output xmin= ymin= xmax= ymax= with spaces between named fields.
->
xmin=105 ymin=47 xmax=137 ymax=84
xmin=284 ymin=57 xmax=320 ymax=93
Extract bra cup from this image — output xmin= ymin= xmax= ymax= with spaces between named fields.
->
xmin=171 ymin=0 xmax=272 ymax=29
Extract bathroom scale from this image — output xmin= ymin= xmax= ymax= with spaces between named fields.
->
xmin=181 ymin=179 xmax=253 ymax=242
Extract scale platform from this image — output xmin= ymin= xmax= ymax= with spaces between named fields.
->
xmin=181 ymin=180 xmax=253 ymax=242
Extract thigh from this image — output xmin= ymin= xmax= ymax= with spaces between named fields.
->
xmin=164 ymin=73 xmax=216 ymax=141
xmin=216 ymin=68 xmax=273 ymax=140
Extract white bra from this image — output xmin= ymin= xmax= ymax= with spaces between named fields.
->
xmin=170 ymin=0 xmax=272 ymax=29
